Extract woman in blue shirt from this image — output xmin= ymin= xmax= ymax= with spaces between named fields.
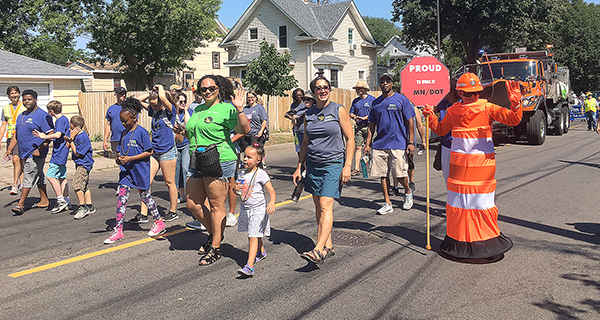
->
xmin=137 ymin=85 xmax=179 ymax=222
xmin=292 ymin=76 xmax=355 ymax=265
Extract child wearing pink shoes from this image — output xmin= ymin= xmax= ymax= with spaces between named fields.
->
xmin=104 ymin=97 xmax=165 ymax=244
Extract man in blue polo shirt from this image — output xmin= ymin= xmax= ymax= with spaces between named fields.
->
xmin=4 ymin=89 xmax=54 ymax=215
xmin=365 ymin=73 xmax=415 ymax=214
xmin=103 ymin=87 xmax=127 ymax=152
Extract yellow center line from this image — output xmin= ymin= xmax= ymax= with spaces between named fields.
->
xmin=9 ymin=195 xmax=313 ymax=278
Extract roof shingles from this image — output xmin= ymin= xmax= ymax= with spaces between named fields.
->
xmin=0 ymin=50 xmax=90 ymax=78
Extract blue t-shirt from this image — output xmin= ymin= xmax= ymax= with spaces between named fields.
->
xmin=244 ymin=104 xmax=268 ymax=136
xmin=106 ymin=104 xmax=125 ymax=142
xmin=50 ymin=115 xmax=71 ymax=165
xmin=15 ymin=107 xmax=54 ymax=159
xmin=176 ymin=108 xmax=194 ymax=148
xmin=436 ymin=99 xmax=453 ymax=148
xmin=304 ymin=102 xmax=345 ymax=163
xmin=148 ymin=105 xmax=177 ymax=153
xmin=72 ymin=132 xmax=94 ymax=170
xmin=294 ymin=102 xmax=309 ymax=134
xmin=117 ymin=126 xmax=152 ymax=190
xmin=350 ymin=95 xmax=375 ymax=126
xmin=369 ymin=93 xmax=416 ymax=150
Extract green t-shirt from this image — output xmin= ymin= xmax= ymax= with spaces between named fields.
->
xmin=187 ymin=102 xmax=238 ymax=162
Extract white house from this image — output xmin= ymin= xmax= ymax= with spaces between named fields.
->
xmin=219 ymin=0 xmax=379 ymax=90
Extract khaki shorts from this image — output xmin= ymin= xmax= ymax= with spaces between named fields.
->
xmin=371 ymin=149 xmax=408 ymax=178
xmin=73 ymin=165 xmax=91 ymax=192
xmin=354 ymin=125 xmax=369 ymax=147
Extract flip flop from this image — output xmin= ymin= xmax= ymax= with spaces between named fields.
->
xmin=32 ymin=203 xmax=49 ymax=209
xmin=11 ymin=206 xmax=24 ymax=215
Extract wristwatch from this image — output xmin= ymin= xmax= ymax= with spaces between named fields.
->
xmin=237 ymin=110 xmax=244 ymax=114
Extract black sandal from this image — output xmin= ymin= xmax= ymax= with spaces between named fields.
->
xmin=199 ymin=247 xmax=222 ymax=266
xmin=301 ymin=249 xmax=324 ymax=265
xmin=11 ymin=206 xmax=23 ymax=216
xmin=198 ymin=234 xmax=213 ymax=255
xmin=323 ymin=247 xmax=335 ymax=259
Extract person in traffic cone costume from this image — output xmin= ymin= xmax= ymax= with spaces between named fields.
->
xmin=422 ymin=73 xmax=522 ymax=260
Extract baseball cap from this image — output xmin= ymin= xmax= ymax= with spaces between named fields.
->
xmin=114 ymin=87 xmax=127 ymax=94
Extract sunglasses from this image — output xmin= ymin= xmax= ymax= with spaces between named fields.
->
xmin=462 ymin=91 xmax=478 ymax=97
xmin=178 ymin=100 xmax=186 ymax=104
xmin=198 ymin=86 xmax=218 ymax=93
xmin=380 ymin=79 xmax=393 ymax=84
xmin=315 ymin=85 xmax=330 ymax=92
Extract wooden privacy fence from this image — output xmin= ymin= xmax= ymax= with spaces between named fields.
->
xmin=78 ymin=89 xmax=382 ymax=137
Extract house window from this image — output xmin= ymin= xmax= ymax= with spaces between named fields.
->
xmin=330 ymin=69 xmax=339 ymax=88
xmin=240 ymin=69 xmax=247 ymax=79
xmin=183 ymin=71 xmax=194 ymax=87
xmin=278 ymin=26 xmax=288 ymax=48
xmin=393 ymin=48 xmax=399 ymax=54
xmin=348 ymin=28 xmax=354 ymax=45
xmin=358 ymin=70 xmax=365 ymax=80
xmin=113 ymin=78 xmax=121 ymax=89
xmin=249 ymin=28 xmax=258 ymax=40
xmin=212 ymin=52 xmax=220 ymax=69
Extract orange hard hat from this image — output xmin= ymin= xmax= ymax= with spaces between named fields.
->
xmin=456 ymin=72 xmax=483 ymax=92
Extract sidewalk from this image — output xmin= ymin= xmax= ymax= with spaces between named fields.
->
xmin=0 ymin=133 xmax=295 ymax=188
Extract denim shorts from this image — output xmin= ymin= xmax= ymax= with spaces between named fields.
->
xmin=305 ymin=158 xmax=343 ymax=199
xmin=47 ymin=163 xmax=67 ymax=179
xmin=152 ymin=145 xmax=177 ymax=161
xmin=188 ymin=160 xmax=236 ymax=180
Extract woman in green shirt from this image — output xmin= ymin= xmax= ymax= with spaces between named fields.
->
xmin=183 ymin=75 xmax=250 ymax=266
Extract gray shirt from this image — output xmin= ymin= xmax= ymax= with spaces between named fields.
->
xmin=243 ymin=104 xmax=268 ymax=136
xmin=304 ymin=101 xmax=345 ymax=163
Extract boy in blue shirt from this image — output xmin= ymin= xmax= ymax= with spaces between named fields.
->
xmin=66 ymin=115 xmax=95 ymax=219
xmin=5 ymin=89 xmax=54 ymax=215
xmin=33 ymin=100 xmax=71 ymax=213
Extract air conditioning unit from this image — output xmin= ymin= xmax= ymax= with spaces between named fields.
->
xmin=351 ymin=44 xmax=357 ymax=51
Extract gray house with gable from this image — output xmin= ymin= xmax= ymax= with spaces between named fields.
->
xmin=220 ymin=0 xmax=379 ymax=90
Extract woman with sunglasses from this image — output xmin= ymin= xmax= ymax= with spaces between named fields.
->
xmin=422 ymin=73 xmax=522 ymax=261
xmin=292 ymin=76 xmax=355 ymax=265
xmin=174 ymin=92 xmax=193 ymax=202
xmin=183 ymin=75 xmax=250 ymax=266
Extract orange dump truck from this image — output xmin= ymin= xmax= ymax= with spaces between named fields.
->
xmin=464 ymin=50 xmax=570 ymax=145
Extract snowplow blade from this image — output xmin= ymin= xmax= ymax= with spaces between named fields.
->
xmin=479 ymin=80 xmax=511 ymax=109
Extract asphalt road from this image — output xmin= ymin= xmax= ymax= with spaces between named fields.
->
xmin=1 ymin=122 xmax=600 ymax=320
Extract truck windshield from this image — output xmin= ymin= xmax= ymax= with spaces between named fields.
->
xmin=479 ymin=61 xmax=536 ymax=81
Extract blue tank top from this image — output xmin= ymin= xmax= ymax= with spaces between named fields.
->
xmin=304 ymin=101 xmax=345 ymax=163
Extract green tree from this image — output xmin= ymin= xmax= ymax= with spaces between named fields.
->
xmin=0 ymin=0 xmax=98 ymax=64
xmin=244 ymin=40 xmax=298 ymax=112
xmin=88 ymin=0 xmax=221 ymax=90
xmin=363 ymin=16 xmax=402 ymax=47
xmin=392 ymin=0 xmax=562 ymax=64
xmin=550 ymin=0 xmax=600 ymax=93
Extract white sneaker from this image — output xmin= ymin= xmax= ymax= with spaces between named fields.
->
xmin=226 ymin=212 xmax=238 ymax=227
xmin=403 ymin=192 xmax=414 ymax=210
xmin=377 ymin=203 xmax=394 ymax=215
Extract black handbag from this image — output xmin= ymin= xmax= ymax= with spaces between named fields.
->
xmin=191 ymin=144 xmax=223 ymax=177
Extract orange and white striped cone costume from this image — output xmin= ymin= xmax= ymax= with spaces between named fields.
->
xmin=426 ymin=74 xmax=522 ymax=259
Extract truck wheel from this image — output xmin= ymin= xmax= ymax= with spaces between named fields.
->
xmin=527 ymin=110 xmax=546 ymax=145
xmin=552 ymin=111 xmax=564 ymax=136
xmin=562 ymin=108 xmax=570 ymax=134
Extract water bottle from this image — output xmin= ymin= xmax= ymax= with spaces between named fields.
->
xmin=1 ymin=154 xmax=10 ymax=164
xmin=360 ymin=156 xmax=369 ymax=178
xmin=291 ymin=169 xmax=305 ymax=202
xmin=236 ymin=170 xmax=245 ymax=196
xmin=197 ymin=147 xmax=205 ymax=152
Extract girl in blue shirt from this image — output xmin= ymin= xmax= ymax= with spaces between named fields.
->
xmin=137 ymin=85 xmax=179 ymax=223
xmin=104 ymin=98 xmax=165 ymax=244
